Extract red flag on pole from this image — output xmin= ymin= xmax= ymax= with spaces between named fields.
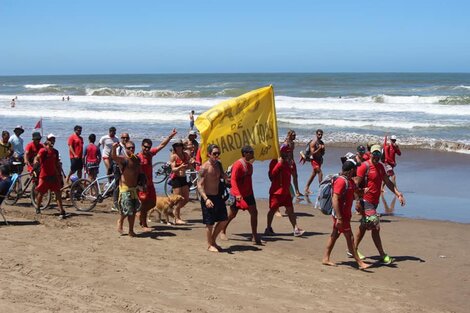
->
xmin=33 ymin=118 xmax=43 ymax=136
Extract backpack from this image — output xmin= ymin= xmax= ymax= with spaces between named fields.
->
xmin=314 ymin=174 xmax=348 ymax=215
xmin=304 ymin=140 xmax=312 ymax=159
xmin=359 ymin=161 xmax=370 ymax=189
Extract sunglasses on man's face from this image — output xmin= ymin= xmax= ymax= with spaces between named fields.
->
xmin=142 ymin=145 xmax=151 ymax=150
xmin=212 ymin=152 xmax=220 ymax=156
xmin=121 ymin=136 xmax=129 ymax=139
xmin=372 ymin=151 xmax=382 ymax=157
xmin=126 ymin=146 xmax=135 ymax=150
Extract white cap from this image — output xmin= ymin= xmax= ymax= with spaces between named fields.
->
xmin=47 ymin=133 xmax=56 ymax=139
xmin=14 ymin=125 xmax=24 ymax=131
xmin=188 ymin=130 xmax=197 ymax=136
xmin=390 ymin=135 xmax=397 ymax=140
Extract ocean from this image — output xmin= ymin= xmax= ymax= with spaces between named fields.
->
xmin=1 ymin=73 xmax=470 ymax=153
xmin=1 ymin=73 xmax=469 ymax=223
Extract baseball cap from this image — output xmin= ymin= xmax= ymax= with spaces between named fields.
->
xmin=357 ymin=145 xmax=366 ymax=153
xmin=390 ymin=135 xmax=397 ymax=140
xmin=47 ymin=133 xmax=56 ymax=139
xmin=280 ymin=144 xmax=291 ymax=154
xmin=14 ymin=125 xmax=24 ymax=132
xmin=188 ymin=130 xmax=197 ymax=136
xmin=370 ymin=145 xmax=382 ymax=154
xmin=340 ymin=152 xmax=356 ymax=164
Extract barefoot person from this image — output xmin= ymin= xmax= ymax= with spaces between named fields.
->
xmin=221 ymin=145 xmax=261 ymax=244
xmin=322 ymin=159 xmax=370 ymax=270
xmin=66 ymin=125 xmax=84 ymax=183
xmin=304 ymin=129 xmax=325 ymax=195
xmin=284 ymin=130 xmax=303 ymax=198
xmin=354 ymin=145 xmax=406 ymax=264
xmin=34 ymin=139 xmax=67 ymax=218
xmin=169 ymin=139 xmax=192 ymax=224
xmin=265 ymin=144 xmax=305 ymax=237
xmin=197 ymin=144 xmax=229 ymax=252
xmin=383 ymin=135 xmax=402 ymax=185
xmin=111 ymin=141 xmax=142 ymax=237
xmin=136 ymin=129 xmax=177 ymax=231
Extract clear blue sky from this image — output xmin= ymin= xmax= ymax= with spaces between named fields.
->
xmin=1 ymin=0 xmax=469 ymax=75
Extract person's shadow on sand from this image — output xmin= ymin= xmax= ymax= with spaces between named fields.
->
xmin=0 ymin=220 xmax=40 ymax=226
xmin=219 ymin=245 xmax=262 ymax=254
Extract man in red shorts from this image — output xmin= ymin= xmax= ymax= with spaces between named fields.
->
xmin=322 ymin=159 xmax=370 ymax=269
xmin=265 ymin=145 xmax=305 ymax=237
xmin=221 ymin=145 xmax=261 ymax=244
xmin=383 ymin=135 xmax=402 ymax=184
xmin=24 ymin=132 xmax=44 ymax=174
xmin=34 ymin=139 xmax=67 ymax=218
xmin=136 ymin=129 xmax=177 ymax=231
xmin=304 ymin=129 xmax=325 ymax=195
xmin=354 ymin=145 xmax=405 ymax=264
xmin=66 ymin=125 xmax=84 ymax=184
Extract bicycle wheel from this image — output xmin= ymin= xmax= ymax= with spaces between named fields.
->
xmin=71 ymin=179 xmax=99 ymax=211
xmin=30 ymin=182 xmax=52 ymax=210
xmin=152 ymin=161 xmax=170 ymax=185
xmin=4 ymin=178 xmax=21 ymax=205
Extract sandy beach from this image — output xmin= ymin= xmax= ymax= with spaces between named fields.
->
xmin=1 ymin=192 xmax=469 ymax=313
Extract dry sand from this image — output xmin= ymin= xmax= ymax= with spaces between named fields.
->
xmin=1 ymin=196 xmax=469 ymax=313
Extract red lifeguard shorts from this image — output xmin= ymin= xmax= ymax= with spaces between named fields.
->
xmin=269 ymin=194 xmax=293 ymax=210
xmin=36 ymin=176 xmax=61 ymax=194
xmin=310 ymin=159 xmax=322 ymax=170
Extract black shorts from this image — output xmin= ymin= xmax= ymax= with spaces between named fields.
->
xmin=201 ymin=195 xmax=228 ymax=225
xmin=171 ymin=176 xmax=191 ymax=188
xmin=70 ymin=158 xmax=83 ymax=173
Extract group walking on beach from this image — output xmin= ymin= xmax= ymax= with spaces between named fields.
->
xmin=0 ymin=122 xmax=405 ymax=268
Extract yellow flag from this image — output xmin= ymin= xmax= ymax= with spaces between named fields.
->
xmin=195 ymin=85 xmax=280 ymax=170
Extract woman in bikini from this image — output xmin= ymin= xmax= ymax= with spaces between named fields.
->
xmin=170 ymin=140 xmax=192 ymax=224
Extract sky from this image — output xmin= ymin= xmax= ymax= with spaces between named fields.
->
xmin=1 ymin=0 xmax=469 ymax=75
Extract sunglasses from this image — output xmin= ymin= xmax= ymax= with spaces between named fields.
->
xmin=372 ymin=151 xmax=382 ymax=157
xmin=142 ymin=145 xmax=151 ymax=149
xmin=212 ymin=152 xmax=221 ymax=156
xmin=121 ymin=136 xmax=129 ymax=139
xmin=126 ymin=146 xmax=135 ymax=150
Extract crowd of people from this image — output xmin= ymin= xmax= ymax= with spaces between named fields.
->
xmin=0 ymin=123 xmax=405 ymax=267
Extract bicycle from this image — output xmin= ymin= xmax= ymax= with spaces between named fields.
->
xmin=152 ymin=161 xmax=171 ymax=187
xmin=5 ymin=162 xmax=52 ymax=210
xmin=70 ymin=174 xmax=117 ymax=211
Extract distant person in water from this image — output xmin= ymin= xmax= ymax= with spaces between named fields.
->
xmin=189 ymin=110 xmax=195 ymax=130
xmin=10 ymin=98 xmax=16 ymax=108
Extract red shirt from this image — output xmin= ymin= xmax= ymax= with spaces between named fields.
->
xmin=25 ymin=141 xmax=44 ymax=172
xmin=384 ymin=144 xmax=401 ymax=167
xmin=356 ymin=160 xmax=385 ymax=205
xmin=138 ymin=147 xmax=159 ymax=187
xmin=68 ymin=133 xmax=84 ymax=159
xmin=363 ymin=151 xmax=371 ymax=161
xmin=230 ymin=159 xmax=253 ymax=197
xmin=37 ymin=147 xmax=59 ymax=178
xmin=84 ymin=144 xmax=101 ymax=163
xmin=268 ymin=159 xmax=292 ymax=196
xmin=333 ymin=176 xmax=355 ymax=220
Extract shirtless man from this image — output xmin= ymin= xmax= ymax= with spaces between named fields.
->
xmin=197 ymin=144 xmax=229 ymax=252
xmin=111 ymin=141 xmax=141 ymax=237
xmin=304 ymin=129 xmax=325 ymax=195
xmin=221 ymin=145 xmax=261 ymax=244
xmin=284 ymin=130 xmax=303 ymax=197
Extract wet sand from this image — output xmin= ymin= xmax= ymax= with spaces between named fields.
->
xmin=1 ymin=194 xmax=469 ymax=312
